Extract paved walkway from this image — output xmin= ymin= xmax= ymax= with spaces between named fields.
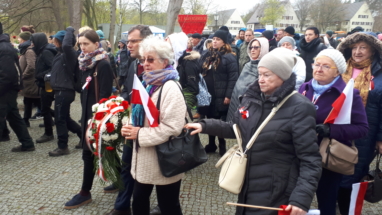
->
xmin=0 ymin=94 xmax=381 ymax=214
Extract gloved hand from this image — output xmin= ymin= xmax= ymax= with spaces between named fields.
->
xmin=44 ymin=73 xmax=51 ymax=82
xmin=316 ymin=124 xmax=330 ymax=138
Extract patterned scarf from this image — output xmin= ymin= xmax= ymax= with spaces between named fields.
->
xmin=132 ymin=65 xmax=179 ymax=127
xmin=78 ymin=48 xmax=108 ymax=71
xmin=202 ymin=46 xmax=228 ymax=75
xmin=342 ymin=58 xmax=372 ymax=106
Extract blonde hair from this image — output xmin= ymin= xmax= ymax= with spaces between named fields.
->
xmin=79 ymin=26 xmax=93 ymax=34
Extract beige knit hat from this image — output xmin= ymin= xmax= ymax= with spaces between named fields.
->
xmin=315 ymin=49 xmax=347 ymax=74
xmin=258 ymin=48 xmax=297 ymax=81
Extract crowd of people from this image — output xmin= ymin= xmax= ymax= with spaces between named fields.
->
xmin=1 ymin=20 xmax=382 ymax=215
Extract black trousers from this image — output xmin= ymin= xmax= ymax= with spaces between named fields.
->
xmin=55 ymin=90 xmax=81 ymax=149
xmin=337 ymin=187 xmax=352 ymax=215
xmin=23 ymin=97 xmax=40 ymax=120
xmin=81 ymin=148 xmax=95 ymax=192
xmin=316 ymin=168 xmax=343 ymax=215
xmin=132 ymin=180 xmax=183 ymax=215
xmin=40 ymin=89 xmax=54 ymax=136
xmin=0 ymin=90 xmax=34 ymax=148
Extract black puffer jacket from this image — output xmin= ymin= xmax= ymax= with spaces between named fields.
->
xmin=299 ymin=37 xmax=326 ymax=82
xmin=177 ymin=50 xmax=200 ymax=94
xmin=199 ymin=50 xmax=239 ymax=113
xmin=50 ymin=27 xmax=77 ymax=91
xmin=200 ymin=75 xmax=321 ymax=215
xmin=0 ymin=34 xmax=22 ymax=97
xmin=31 ymin=33 xmax=57 ymax=88
xmin=116 ymin=39 xmax=130 ymax=77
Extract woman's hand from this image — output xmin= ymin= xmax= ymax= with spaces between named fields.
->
xmin=121 ymin=124 xmax=140 ymax=140
xmin=285 ymin=205 xmax=307 ymax=215
xmin=224 ymin=97 xmax=231 ymax=105
xmin=184 ymin=123 xmax=202 ymax=135
xmin=376 ymin=141 xmax=382 ymax=154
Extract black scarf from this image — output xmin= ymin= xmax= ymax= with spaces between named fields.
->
xmin=19 ymin=40 xmax=31 ymax=55
xmin=300 ymin=37 xmax=322 ymax=52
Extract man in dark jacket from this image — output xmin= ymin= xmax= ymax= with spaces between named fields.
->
xmin=326 ymin=30 xmax=338 ymax=48
xmin=48 ymin=27 xmax=82 ymax=156
xmin=105 ymin=25 xmax=153 ymax=215
xmin=0 ymin=22 xmax=35 ymax=152
xmin=191 ymin=33 xmax=206 ymax=55
xmin=31 ymin=32 xmax=57 ymax=143
xmin=239 ymin=29 xmax=254 ymax=73
xmin=299 ymin=27 xmax=326 ymax=82
xmin=116 ymin=39 xmax=131 ymax=87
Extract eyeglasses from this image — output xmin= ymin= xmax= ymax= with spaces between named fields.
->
xmin=312 ymin=64 xmax=337 ymax=71
xmin=139 ymin=57 xmax=160 ymax=64
xmin=127 ymin=39 xmax=143 ymax=44
xmin=249 ymin=46 xmax=260 ymax=50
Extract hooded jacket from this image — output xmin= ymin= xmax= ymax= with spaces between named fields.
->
xmin=299 ymin=37 xmax=326 ymax=82
xmin=337 ymin=32 xmax=382 ymax=188
xmin=167 ymin=32 xmax=188 ymax=68
xmin=50 ymin=27 xmax=77 ymax=91
xmin=227 ymin=38 xmax=269 ymax=121
xmin=19 ymin=40 xmax=38 ymax=98
xmin=200 ymin=74 xmax=321 ymax=215
xmin=193 ymin=37 xmax=206 ymax=55
xmin=0 ymin=34 xmax=22 ymax=97
xmin=31 ymin=33 xmax=57 ymax=88
xmin=116 ymin=39 xmax=130 ymax=77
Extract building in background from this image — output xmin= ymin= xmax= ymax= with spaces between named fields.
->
xmin=207 ymin=8 xmax=246 ymax=35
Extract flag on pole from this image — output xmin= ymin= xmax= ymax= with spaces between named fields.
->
xmin=324 ymin=79 xmax=354 ymax=124
xmin=131 ymin=74 xmax=159 ymax=127
xmin=349 ymin=182 xmax=368 ymax=215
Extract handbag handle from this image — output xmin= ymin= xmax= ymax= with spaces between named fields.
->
xmin=244 ymin=91 xmax=297 ymax=153
xmin=233 ymin=124 xmax=244 ymax=153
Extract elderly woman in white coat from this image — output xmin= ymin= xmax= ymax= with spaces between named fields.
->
xmin=121 ymin=36 xmax=186 ymax=215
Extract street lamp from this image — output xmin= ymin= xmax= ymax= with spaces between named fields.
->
xmin=214 ymin=14 xmax=219 ymax=32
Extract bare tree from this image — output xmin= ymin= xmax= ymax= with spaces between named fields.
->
xmin=260 ymin=0 xmax=285 ymax=26
xmin=132 ymin=0 xmax=149 ymax=24
xmin=116 ymin=0 xmax=129 ymax=47
xmin=184 ymin=0 xmax=216 ymax=14
xmin=165 ymin=0 xmax=183 ymax=35
xmin=309 ymin=0 xmax=345 ymax=32
xmin=72 ymin=0 xmax=82 ymax=32
xmin=109 ymin=0 xmax=117 ymax=52
xmin=294 ymin=0 xmax=312 ymax=32
xmin=50 ymin=0 xmax=64 ymax=30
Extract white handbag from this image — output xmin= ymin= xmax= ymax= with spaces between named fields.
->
xmin=215 ymin=91 xmax=297 ymax=194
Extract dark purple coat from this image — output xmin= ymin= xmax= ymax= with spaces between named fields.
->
xmin=299 ymin=76 xmax=369 ymax=146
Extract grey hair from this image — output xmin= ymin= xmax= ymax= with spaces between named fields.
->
xmin=139 ymin=35 xmax=174 ymax=65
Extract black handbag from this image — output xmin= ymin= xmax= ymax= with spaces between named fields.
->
xmin=155 ymin=81 xmax=208 ymax=177
xmin=361 ymin=153 xmax=382 ymax=203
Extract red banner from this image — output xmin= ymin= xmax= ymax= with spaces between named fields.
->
xmin=178 ymin=15 xmax=207 ymax=35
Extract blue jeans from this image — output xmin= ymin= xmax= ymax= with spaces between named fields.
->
xmin=114 ymin=144 xmax=134 ymax=210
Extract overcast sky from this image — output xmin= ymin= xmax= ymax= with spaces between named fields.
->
xmin=214 ymin=0 xmax=259 ymax=15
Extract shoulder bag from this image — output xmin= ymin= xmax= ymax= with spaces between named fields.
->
xmin=361 ymin=153 xmax=382 ymax=203
xmin=215 ymin=91 xmax=297 ymax=194
xmin=155 ymin=81 xmax=208 ymax=177
xmin=196 ymin=74 xmax=211 ymax=107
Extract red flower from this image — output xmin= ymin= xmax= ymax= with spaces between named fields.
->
xmin=98 ymin=98 xmax=108 ymax=104
xmin=106 ymin=123 xmax=115 ymax=133
xmin=106 ymin=146 xmax=115 ymax=151
xmin=121 ymin=100 xmax=129 ymax=110
xmin=94 ymin=133 xmax=99 ymax=140
xmin=95 ymin=112 xmax=105 ymax=120
xmin=12 ymin=35 xmax=16 ymax=39
xmin=94 ymin=152 xmax=99 ymax=156
xmin=91 ymin=123 xmax=96 ymax=129
xmin=109 ymin=95 xmax=117 ymax=99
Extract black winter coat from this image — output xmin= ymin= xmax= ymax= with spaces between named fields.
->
xmin=116 ymin=43 xmax=130 ymax=77
xmin=50 ymin=27 xmax=77 ymax=91
xmin=121 ymin=59 xmax=139 ymax=102
xmin=199 ymin=51 xmax=239 ymax=114
xmin=177 ymin=51 xmax=200 ymax=94
xmin=80 ymin=59 xmax=113 ymax=147
xmin=0 ymin=34 xmax=22 ymax=97
xmin=200 ymin=75 xmax=322 ymax=215
xmin=299 ymin=37 xmax=326 ymax=82
xmin=32 ymin=33 xmax=57 ymax=88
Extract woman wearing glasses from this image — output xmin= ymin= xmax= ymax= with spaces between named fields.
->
xmin=298 ymin=49 xmax=368 ymax=215
xmin=199 ymin=29 xmax=239 ymax=156
xmin=121 ymin=36 xmax=186 ymax=215
xmin=227 ymin=38 xmax=268 ymax=121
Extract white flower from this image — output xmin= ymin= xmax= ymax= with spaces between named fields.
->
xmin=122 ymin=116 xmax=129 ymax=125
xmin=102 ymin=134 xmax=111 ymax=141
xmin=110 ymin=133 xmax=118 ymax=140
xmin=116 ymin=96 xmax=124 ymax=101
xmin=92 ymin=143 xmax=96 ymax=149
xmin=92 ymin=103 xmax=99 ymax=112
xmin=100 ymin=125 xmax=106 ymax=133
xmin=110 ymin=115 xmax=119 ymax=124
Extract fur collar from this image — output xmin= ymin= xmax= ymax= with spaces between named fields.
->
xmin=337 ymin=32 xmax=382 ymax=61
xmin=246 ymin=73 xmax=296 ymax=103
xmin=183 ymin=51 xmax=200 ymax=61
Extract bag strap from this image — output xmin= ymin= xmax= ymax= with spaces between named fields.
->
xmin=156 ymin=80 xmax=193 ymax=124
xmin=244 ymin=91 xmax=297 ymax=153
xmin=94 ymin=65 xmax=99 ymax=103
xmin=233 ymin=124 xmax=243 ymax=153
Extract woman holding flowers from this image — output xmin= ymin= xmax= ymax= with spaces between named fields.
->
xmin=121 ymin=35 xmax=187 ymax=215
xmin=64 ymin=29 xmax=113 ymax=209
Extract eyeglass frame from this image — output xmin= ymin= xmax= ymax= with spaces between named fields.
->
xmin=139 ymin=57 xmax=162 ymax=64
xmin=249 ymin=46 xmax=260 ymax=50
xmin=312 ymin=63 xmax=337 ymax=71
xmin=126 ymin=39 xmax=143 ymax=44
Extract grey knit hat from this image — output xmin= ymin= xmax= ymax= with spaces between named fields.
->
xmin=18 ymin=31 xmax=31 ymax=41
xmin=258 ymin=48 xmax=296 ymax=81
xmin=277 ymin=36 xmax=296 ymax=49
xmin=315 ymin=49 xmax=347 ymax=74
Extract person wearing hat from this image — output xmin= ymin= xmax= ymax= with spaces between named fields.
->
xmin=198 ymin=28 xmax=238 ymax=156
xmin=278 ymin=36 xmax=306 ymax=90
xmin=261 ymin=30 xmax=277 ymax=51
xmin=18 ymin=31 xmax=40 ymax=128
xmin=190 ymin=33 xmax=205 ymax=55
xmin=0 ymin=22 xmax=36 ymax=151
xmin=326 ymin=30 xmax=338 ymax=48
xmin=236 ymin=28 xmax=246 ymax=48
xmin=284 ymin=26 xmax=301 ymax=49
xmin=299 ymin=49 xmax=368 ymax=215
xmin=48 ymin=27 xmax=82 ymax=156
xmin=186 ymin=47 xmax=322 ymax=215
